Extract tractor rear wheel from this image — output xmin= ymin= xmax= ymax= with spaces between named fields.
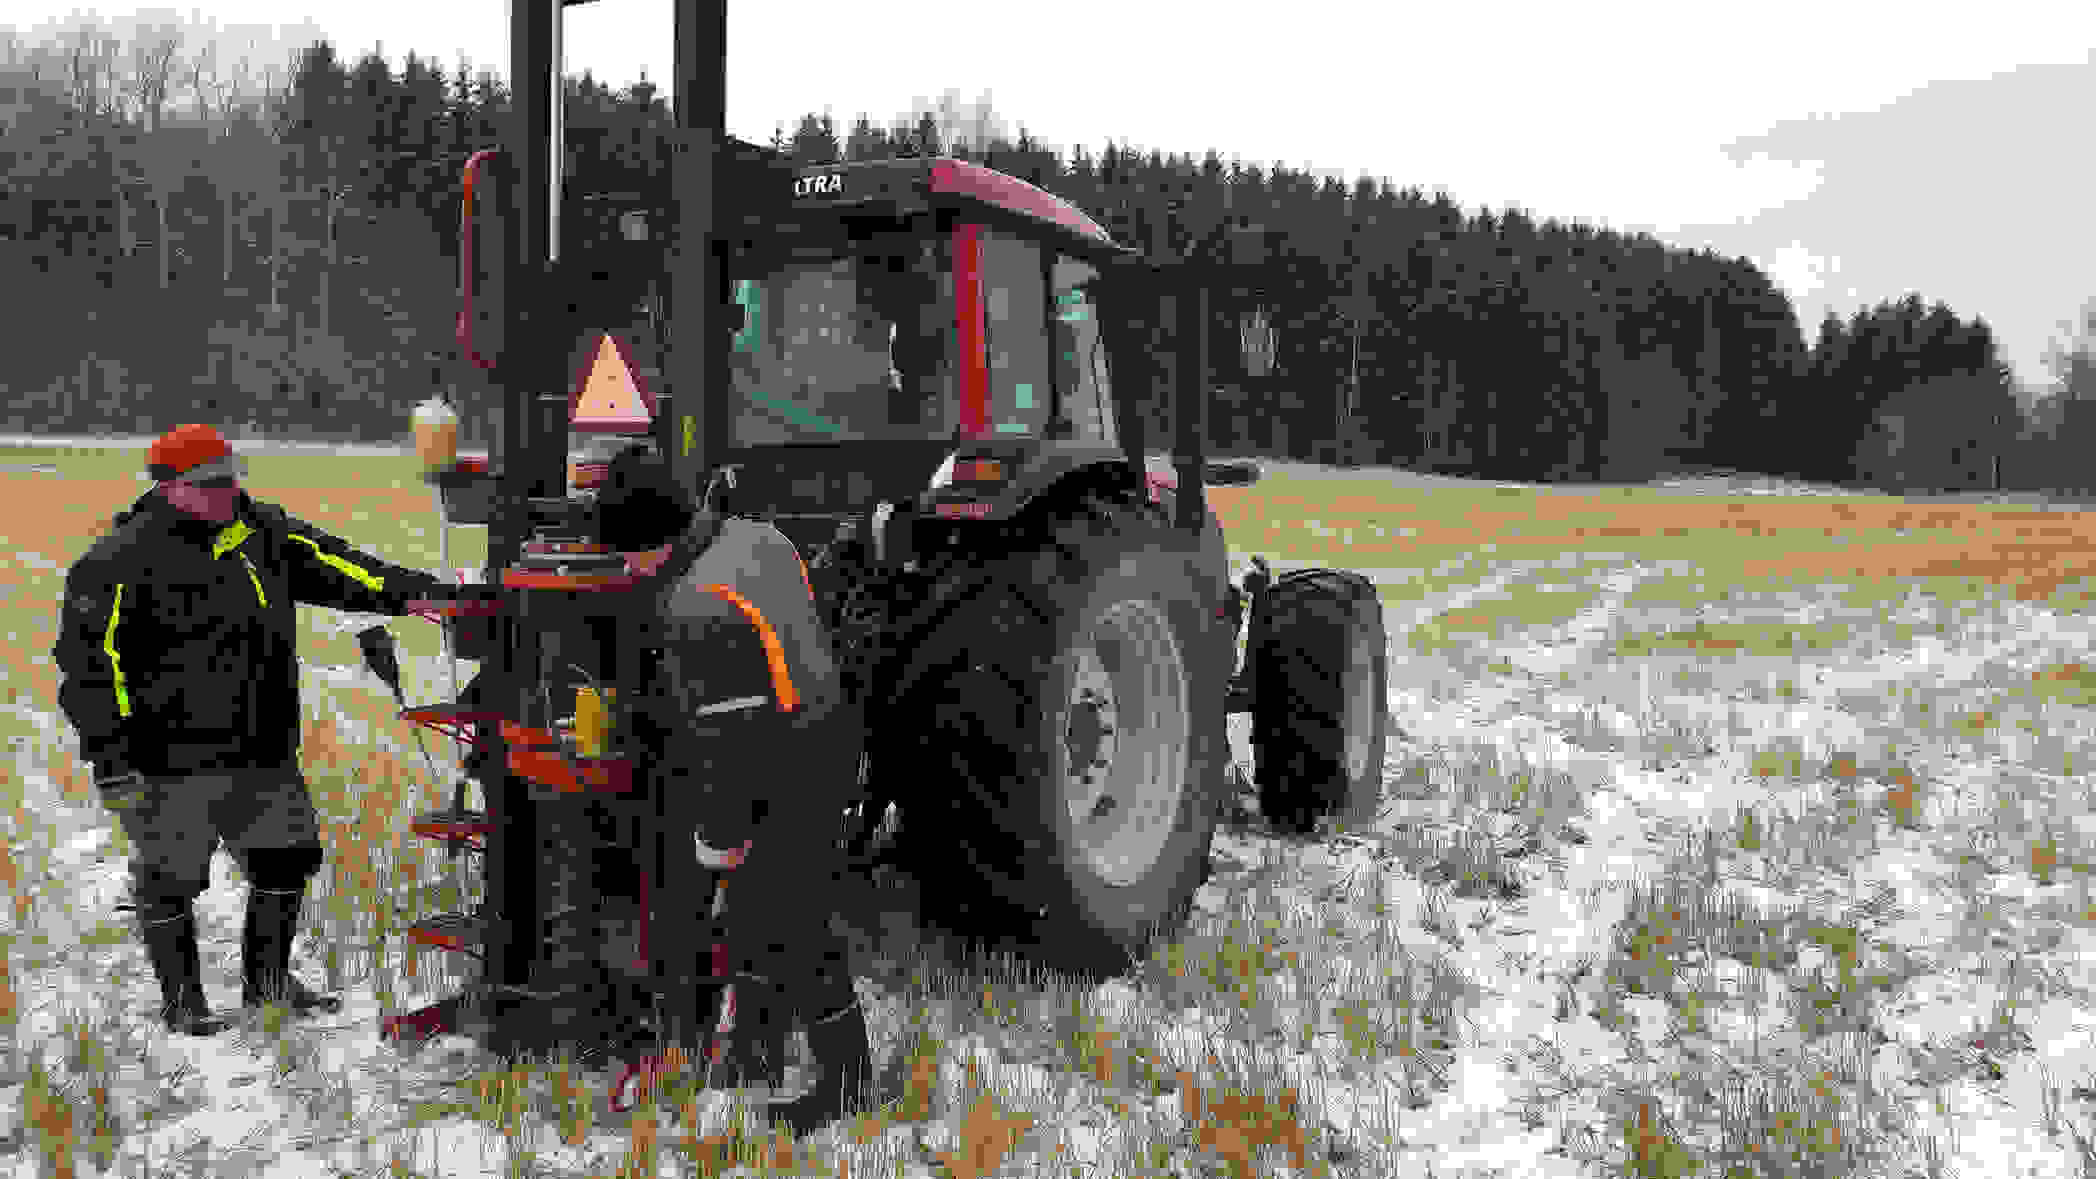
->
xmin=879 ymin=495 xmax=1229 ymax=983
xmin=1250 ymin=569 xmax=1389 ymax=835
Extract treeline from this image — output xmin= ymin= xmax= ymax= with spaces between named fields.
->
xmin=0 ymin=35 xmax=520 ymax=446
xmin=0 ymin=28 xmax=2048 ymax=493
xmin=784 ymin=113 xmax=2017 ymax=491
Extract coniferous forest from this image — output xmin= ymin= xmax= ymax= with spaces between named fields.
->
xmin=3 ymin=28 xmax=2086 ymax=496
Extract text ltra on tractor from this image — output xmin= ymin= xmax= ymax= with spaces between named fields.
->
xmin=369 ymin=0 xmax=1389 ymax=1117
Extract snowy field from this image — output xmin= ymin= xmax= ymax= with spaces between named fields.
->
xmin=5 ymin=445 xmax=2096 ymax=1176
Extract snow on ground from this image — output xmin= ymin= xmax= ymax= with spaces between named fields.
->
xmin=10 ymin=569 xmax=2090 ymax=1177
xmin=14 ymin=454 xmax=2096 ymax=1173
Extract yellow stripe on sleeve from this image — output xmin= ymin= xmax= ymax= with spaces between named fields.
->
xmin=288 ymin=534 xmax=386 ymax=593
xmin=103 ymin=583 xmax=130 ymax=719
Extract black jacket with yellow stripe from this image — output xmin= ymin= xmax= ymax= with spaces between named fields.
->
xmin=53 ymin=490 xmax=452 ymax=778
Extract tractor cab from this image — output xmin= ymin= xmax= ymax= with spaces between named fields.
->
xmin=708 ymin=157 xmax=1138 ymax=555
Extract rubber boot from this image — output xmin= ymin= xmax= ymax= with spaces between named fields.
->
xmin=140 ymin=907 xmax=230 ymax=1036
xmin=242 ymin=885 xmax=342 ymax=1016
xmin=767 ymin=1001 xmax=873 ymax=1139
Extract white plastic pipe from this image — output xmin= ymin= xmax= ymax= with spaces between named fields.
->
xmin=436 ymin=484 xmax=457 ymax=705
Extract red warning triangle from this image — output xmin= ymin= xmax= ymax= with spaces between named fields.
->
xmin=569 ymin=332 xmax=657 ymax=433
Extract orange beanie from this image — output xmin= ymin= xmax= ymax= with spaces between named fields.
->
xmin=146 ymin=424 xmax=247 ymax=482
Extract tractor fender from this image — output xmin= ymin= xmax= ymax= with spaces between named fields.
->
xmin=926 ymin=443 xmax=1232 ymax=604
xmin=1027 ymin=459 xmax=1236 ymax=644
xmin=925 ymin=441 xmax=1124 ymax=517
xmin=916 ymin=452 xmax=1237 ymax=697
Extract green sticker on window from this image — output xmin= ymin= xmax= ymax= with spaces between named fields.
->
xmin=732 ymin=279 xmax=763 ymax=352
xmin=1013 ymin=383 xmax=1034 ymax=410
xmin=746 ymin=389 xmax=849 ymax=436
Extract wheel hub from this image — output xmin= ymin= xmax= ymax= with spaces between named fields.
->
xmin=1059 ymin=598 xmax=1190 ymax=888
xmin=1065 ymin=657 xmax=1120 ymax=798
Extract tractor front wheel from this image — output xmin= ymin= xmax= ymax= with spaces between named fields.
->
xmin=1250 ymin=568 xmax=1389 ymax=835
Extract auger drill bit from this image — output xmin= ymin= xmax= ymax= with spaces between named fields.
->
xmin=356 ymin=625 xmax=459 ymax=853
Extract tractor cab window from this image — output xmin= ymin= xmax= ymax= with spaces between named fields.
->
xmin=729 ymin=221 xmax=956 ymax=445
xmin=1052 ymin=255 xmax=1116 ymax=447
xmin=978 ymin=228 xmax=1051 ymax=438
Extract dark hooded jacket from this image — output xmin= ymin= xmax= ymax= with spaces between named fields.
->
xmin=53 ymin=489 xmax=454 ymax=778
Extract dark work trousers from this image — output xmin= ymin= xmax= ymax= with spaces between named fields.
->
xmin=661 ymin=693 xmax=866 ymax=1058
xmin=99 ymin=763 xmax=327 ymax=925
xmin=709 ymin=772 xmax=861 ymax=1023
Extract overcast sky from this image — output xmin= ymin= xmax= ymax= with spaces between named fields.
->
xmin=11 ymin=1 xmax=2096 ymax=393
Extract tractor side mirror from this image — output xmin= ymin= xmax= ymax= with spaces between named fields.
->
xmin=1203 ymin=459 xmax=1262 ymax=487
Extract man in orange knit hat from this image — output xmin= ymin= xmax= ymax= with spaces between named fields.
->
xmin=54 ymin=424 xmax=466 ymax=1036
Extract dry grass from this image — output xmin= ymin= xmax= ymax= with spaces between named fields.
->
xmin=10 ymin=453 xmax=2096 ymax=1175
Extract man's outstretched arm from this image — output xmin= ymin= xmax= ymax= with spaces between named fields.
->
xmin=270 ymin=508 xmax=455 ymax=615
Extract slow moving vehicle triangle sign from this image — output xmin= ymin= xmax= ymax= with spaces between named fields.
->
xmin=569 ymin=332 xmax=657 ymax=433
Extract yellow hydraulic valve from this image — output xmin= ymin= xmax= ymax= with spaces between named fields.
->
xmin=574 ymin=685 xmax=615 ymax=757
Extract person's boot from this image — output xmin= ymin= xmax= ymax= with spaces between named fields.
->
xmin=139 ymin=907 xmax=230 ymax=1036
xmin=766 ymin=1001 xmax=873 ymax=1139
xmin=241 ymin=885 xmax=342 ymax=1017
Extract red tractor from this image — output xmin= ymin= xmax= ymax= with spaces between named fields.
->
xmin=377 ymin=0 xmax=1387 ymax=1110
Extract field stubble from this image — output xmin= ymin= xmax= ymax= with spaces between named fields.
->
xmin=5 ymin=453 xmax=2096 ymax=1175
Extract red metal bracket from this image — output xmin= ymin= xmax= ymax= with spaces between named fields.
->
xmin=408 ymin=810 xmax=494 ymax=852
xmin=501 ymin=569 xmax=647 ymax=591
xmin=507 ymin=748 xmax=635 ymax=794
xmin=381 ymin=1003 xmax=453 ymax=1043
xmin=404 ymin=598 xmax=508 ymax=628
xmin=501 ymin=722 xmax=560 ymax=748
xmin=610 ymin=1054 xmax=682 ymax=1113
xmin=405 ymin=911 xmax=485 ymax=956
xmin=457 ymin=149 xmax=500 ymax=370
xmin=399 ymin=706 xmax=508 ymax=754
